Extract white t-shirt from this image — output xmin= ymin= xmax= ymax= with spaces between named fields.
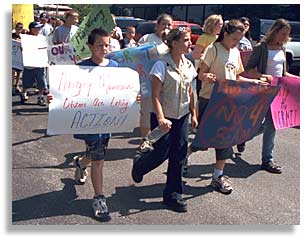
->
xmin=200 ymin=42 xmax=244 ymax=99
xmin=138 ymin=33 xmax=169 ymax=54
xmin=109 ymin=38 xmax=121 ymax=52
xmin=266 ymin=49 xmax=285 ymax=77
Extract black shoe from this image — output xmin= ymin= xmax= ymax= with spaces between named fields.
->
xmin=131 ymin=155 xmax=143 ymax=183
xmin=37 ymin=97 xmax=47 ymax=106
xmin=163 ymin=192 xmax=187 ymax=212
xmin=237 ymin=144 xmax=245 ymax=153
xmin=182 ymin=158 xmax=188 ymax=177
xmin=261 ymin=161 xmax=282 ymax=174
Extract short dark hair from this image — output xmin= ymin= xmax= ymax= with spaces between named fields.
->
xmin=88 ymin=28 xmax=110 ymax=45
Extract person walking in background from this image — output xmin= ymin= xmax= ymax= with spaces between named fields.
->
xmin=20 ymin=21 xmax=48 ymax=106
xmin=245 ymin=18 xmax=299 ymax=174
xmin=12 ymin=22 xmax=23 ymax=95
xmin=39 ymin=12 xmax=53 ymax=37
xmin=132 ymin=28 xmax=198 ymax=212
xmin=235 ymin=17 xmax=253 ymax=153
xmin=52 ymin=10 xmax=79 ymax=44
xmin=192 ymin=14 xmax=223 ymax=97
xmin=196 ymin=20 xmax=267 ymax=194
xmin=238 ymin=17 xmax=253 ymax=51
xmin=122 ymin=26 xmax=137 ymax=48
xmin=137 ymin=13 xmax=173 ymax=139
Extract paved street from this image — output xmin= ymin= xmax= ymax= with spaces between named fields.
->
xmin=11 ymin=91 xmax=300 ymax=226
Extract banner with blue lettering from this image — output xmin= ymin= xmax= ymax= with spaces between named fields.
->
xmin=191 ymin=80 xmax=280 ymax=149
xmin=107 ymin=44 xmax=162 ymax=97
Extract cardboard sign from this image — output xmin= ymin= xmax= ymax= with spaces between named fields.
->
xmin=48 ymin=43 xmax=80 ymax=65
xmin=191 ymin=80 xmax=280 ymax=149
xmin=12 ymin=40 xmax=23 ymax=70
xmin=71 ymin=6 xmax=115 ymax=59
xmin=47 ymin=65 xmax=140 ymax=135
xmin=20 ymin=34 xmax=48 ymax=68
xmin=271 ymin=77 xmax=300 ymax=129
xmin=107 ymin=44 xmax=162 ymax=97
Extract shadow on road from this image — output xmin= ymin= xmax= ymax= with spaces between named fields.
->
xmin=184 ymin=154 xmax=261 ymax=180
xmin=12 ymin=179 xmax=213 ymax=223
xmin=12 ymin=129 xmax=53 ymax=146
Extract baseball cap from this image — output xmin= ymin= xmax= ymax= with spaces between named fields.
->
xmin=40 ymin=12 xmax=48 ymax=19
xmin=29 ymin=21 xmax=43 ymax=29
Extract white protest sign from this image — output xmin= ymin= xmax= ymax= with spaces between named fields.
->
xmin=12 ymin=39 xmax=23 ymax=70
xmin=48 ymin=43 xmax=79 ymax=65
xmin=20 ymin=34 xmax=48 ymax=67
xmin=47 ymin=65 xmax=140 ymax=135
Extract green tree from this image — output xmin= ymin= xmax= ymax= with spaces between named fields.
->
xmin=68 ymin=4 xmax=95 ymax=23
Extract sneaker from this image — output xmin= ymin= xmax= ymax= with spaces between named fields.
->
xmin=20 ymin=92 xmax=29 ymax=103
xmin=37 ymin=96 xmax=47 ymax=106
xmin=237 ymin=143 xmax=246 ymax=153
xmin=92 ymin=195 xmax=109 ymax=218
xmin=261 ymin=161 xmax=282 ymax=174
xmin=211 ymin=175 xmax=233 ymax=194
xmin=163 ymin=192 xmax=187 ymax=212
xmin=73 ymin=156 xmax=88 ymax=185
xmin=131 ymin=154 xmax=143 ymax=183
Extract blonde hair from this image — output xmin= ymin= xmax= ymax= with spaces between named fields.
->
xmin=263 ymin=18 xmax=291 ymax=44
xmin=203 ymin=14 xmax=223 ymax=34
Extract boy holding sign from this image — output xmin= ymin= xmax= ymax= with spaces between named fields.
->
xmin=48 ymin=28 xmax=121 ymax=220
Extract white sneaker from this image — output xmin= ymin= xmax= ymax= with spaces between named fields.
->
xmin=92 ymin=195 xmax=109 ymax=218
xmin=73 ymin=156 xmax=88 ymax=185
xmin=211 ymin=175 xmax=233 ymax=194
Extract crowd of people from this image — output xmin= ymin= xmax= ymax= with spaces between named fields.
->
xmin=12 ymin=9 xmax=299 ymax=219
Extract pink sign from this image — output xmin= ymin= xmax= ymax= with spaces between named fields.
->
xmin=271 ymin=77 xmax=300 ymax=130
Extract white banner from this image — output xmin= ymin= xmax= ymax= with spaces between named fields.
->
xmin=12 ymin=39 xmax=23 ymax=70
xmin=47 ymin=65 xmax=140 ymax=135
xmin=48 ymin=43 xmax=79 ymax=65
xmin=20 ymin=34 xmax=48 ymax=68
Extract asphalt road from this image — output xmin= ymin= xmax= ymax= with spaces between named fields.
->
xmin=11 ymin=91 xmax=300 ymax=226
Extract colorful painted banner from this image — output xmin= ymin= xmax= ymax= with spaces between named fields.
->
xmin=71 ymin=6 xmax=115 ymax=59
xmin=12 ymin=40 xmax=23 ymax=70
xmin=20 ymin=34 xmax=48 ymax=68
xmin=107 ymin=44 xmax=162 ymax=97
xmin=48 ymin=43 xmax=80 ymax=65
xmin=191 ymin=80 xmax=280 ymax=149
xmin=271 ymin=76 xmax=300 ymax=129
xmin=47 ymin=65 xmax=140 ymax=135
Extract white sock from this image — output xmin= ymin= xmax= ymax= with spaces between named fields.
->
xmin=213 ymin=168 xmax=223 ymax=179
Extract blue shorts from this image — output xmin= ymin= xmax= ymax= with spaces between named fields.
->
xmin=84 ymin=137 xmax=110 ymax=161
xmin=22 ymin=67 xmax=47 ymax=90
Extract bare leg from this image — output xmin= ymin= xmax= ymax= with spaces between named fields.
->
xmin=91 ymin=160 xmax=104 ymax=196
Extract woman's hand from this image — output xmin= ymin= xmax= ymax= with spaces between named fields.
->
xmin=158 ymin=118 xmax=172 ymax=133
xmin=203 ymin=73 xmax=216 ymax=83
xmin=254 ymin=79 xmax=270 ymax=86
xmin=136 ymin=94 xmax=141 ymax=104
xmin=47 ymin=94 xmax=53 ymax=104
xmin=191 ymin=114 xmax=198 ymax=129
xmin=260 ymin=74 xmax=273 ymax=82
